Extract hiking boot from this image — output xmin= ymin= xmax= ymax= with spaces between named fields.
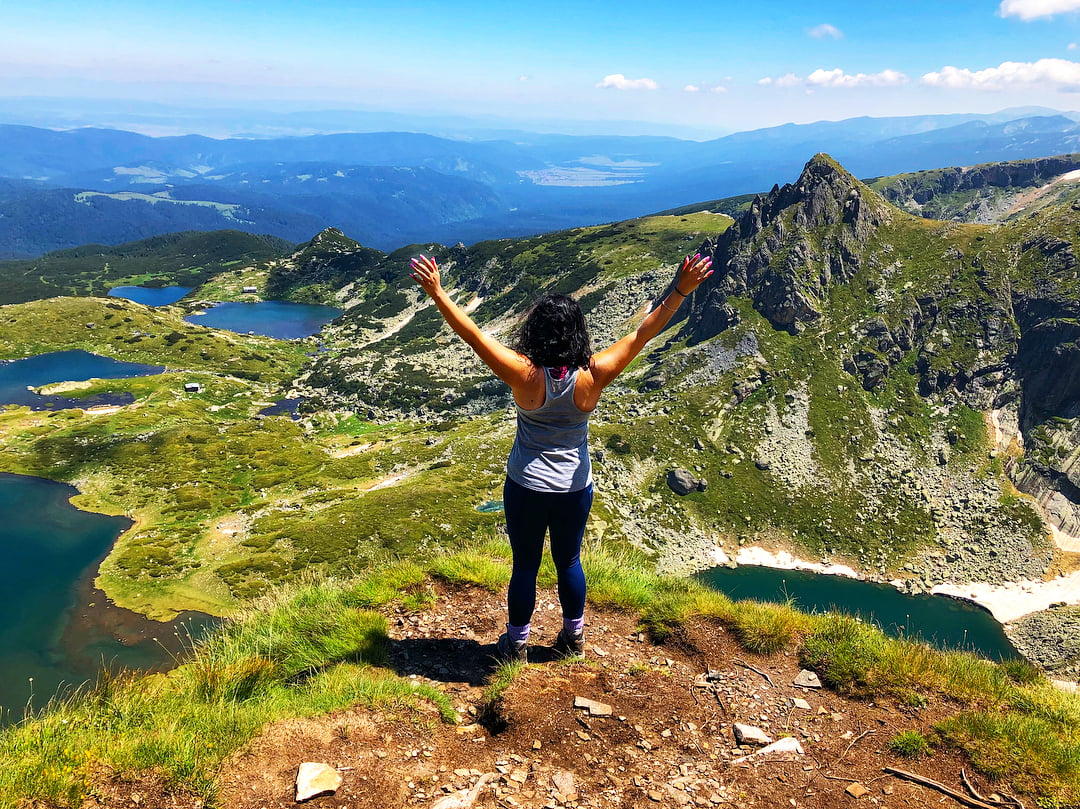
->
xmin=494 ymin=632 xmax=528 ymax=663
xmin=553 ymin=628 xmax=585 ymax=659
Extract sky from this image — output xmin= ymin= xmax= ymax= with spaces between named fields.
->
xmin=5 ymin=0 xmax=1080 ymax=136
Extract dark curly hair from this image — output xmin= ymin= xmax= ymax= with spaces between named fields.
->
xmin=514 ymin=293 xmax=593 ymax=369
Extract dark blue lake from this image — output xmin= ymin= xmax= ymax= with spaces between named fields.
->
xmin=698 ymin=564 xmax=1019 ymax=660
xmin=258 ymin=397 xmax=304 ymax=419
xmin=185 ymin=301 xmax=341 ymax=339
xmin=0 ymin=351 xmax=163 ymax=410
xmin=0 ymin=473 xmax=212 ymax=719
xmin=108 ymin=286 xmax=193 ymax=306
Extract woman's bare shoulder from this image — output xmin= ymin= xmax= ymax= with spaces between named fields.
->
xmin=574 ymin=361 xmax=601 ymax=412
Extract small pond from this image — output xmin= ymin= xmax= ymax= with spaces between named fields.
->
xmin=107 ymin=286 xmax=193 ymax=306
xmin=0 ymin=351 xmax=164 ymax=410
xmin=258 ymin=397 xmax=304 ymax=420
xmin=185 ymin=301 xmax=341 ymax=339
xmin=697 ymin=563 xmax=1019 ymax=660
xmin=0 ymin=473 xmax=214 ymax=718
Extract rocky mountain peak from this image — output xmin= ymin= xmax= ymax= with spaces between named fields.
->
xmin=266 ymin=228 xmax=386 ymax=299
xmin=685 ymin=154 xmax=889 ymax=340
xmin=303 ymin=227 xmax=363 ymax=253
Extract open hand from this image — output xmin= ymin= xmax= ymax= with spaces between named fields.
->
xmin=410 ymin=254 xmax=442 ymax=297
xmin=675 ymin=253 xmax=714 ymax=295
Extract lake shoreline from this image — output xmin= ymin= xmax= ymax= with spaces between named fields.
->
xmin=700 ymin=541 xmax=1079 ymax=678
xmin=0 ymin=472 xmax=215 ymax=719
xmin=709 ymin=542 xmax=1080 ymax=624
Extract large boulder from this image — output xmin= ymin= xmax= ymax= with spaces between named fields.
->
xmin=667 ymin=468 xmax=706 ymax=496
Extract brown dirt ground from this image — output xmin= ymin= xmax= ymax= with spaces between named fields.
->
xmin=87 ymin=582 xmax=1024 ymax=809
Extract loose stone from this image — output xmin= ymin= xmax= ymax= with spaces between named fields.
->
xmin=295 ymin=762 xmax=342 ymax=802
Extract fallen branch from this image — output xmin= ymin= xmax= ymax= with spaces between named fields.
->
xmin=838 ymin=729 xmax=874 ymax=762
xmin=713 ymin=690 xmax=730 ymax=715
xmin=884 ymin=767 xmax=998 ymax=809
xmin=961 ymin=769 xmax=1025 ymax=809
xmin=733 ymin=657 xmax=775 ymax=686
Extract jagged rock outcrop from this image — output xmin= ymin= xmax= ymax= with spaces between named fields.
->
xmin=676 ymin=152 xmax=1080 ymax=561
xmin=686 ymin=154 xmax=888 ymax=340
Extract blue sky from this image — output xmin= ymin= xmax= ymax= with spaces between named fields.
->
xmin=5 ymin=0 xmax=1080 ymax=135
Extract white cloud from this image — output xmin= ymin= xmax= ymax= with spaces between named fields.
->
xmin=921 ymin=58 xmax=1080 ymax=90
xmin=808 ymin=23 xmax=844 ymax=39
xmin=596 ymin=73 xmax=658 ymax=90
xmin=1000 ymin=0 xmax=1080 ymax=19
xmin=759 ymin=69 xmax=904 ymax=89
xmin=686 ymin=82 xmax=725 ymax=93
xmin=806 ymin=67 xmax=909 ymax=87
xmin=1070 ymin=42 xmax=1078 ymax=50
xmin=518 ymin=75 xmax=530 ymax=82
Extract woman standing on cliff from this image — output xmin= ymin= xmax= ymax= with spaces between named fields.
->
xmin=410 ymin=252 xmax=713 ymax=660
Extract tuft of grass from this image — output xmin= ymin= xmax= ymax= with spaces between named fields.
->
xmin=799 ymin=613 xmax=887 ymax=693
xmin=483 ymin=660 xmax=528 ymax=706
xmin=343 ymin=560 xmax=428 ymax=608
xmin=197 ymin=578 xmax=391 ymax=678
xmin=731 ymin=601 xmax=813 ymax=655
xmin=429 ymin=551 xmax=512 ymax=591
xmin=888 ymin=730 xmax=931 ymax=759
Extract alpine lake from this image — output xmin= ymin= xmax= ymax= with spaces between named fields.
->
xmin=0 ymin=473 xmax=214 ymax=720
xmin=184 ymin=301 xmax=341 ymax=339
xmin=107 ymin=285 xmax=342 ymax=339
xmin=697 ymin=563 xmax=1018 ymax=660
xmin=107 ymin=286 xmax=194 ymax=307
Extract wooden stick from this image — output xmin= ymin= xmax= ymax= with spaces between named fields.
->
xmin=713 ymin=690 xmax=730 ymax=715
xmin=733 ymin=657 xmax=775 ymax=686
xmin=883 ymin=768 xmax=998 ymax=809
xmin=961 ymin=770 xmax=1025 ymax=809
xmin=961 ymin=769 xmax=1000 ymax=805
xmin=838 ymin=729 xmax=874 ymax=762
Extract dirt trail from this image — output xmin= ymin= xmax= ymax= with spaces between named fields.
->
xmin=151 ymin=583 xmax=1017 ymax=809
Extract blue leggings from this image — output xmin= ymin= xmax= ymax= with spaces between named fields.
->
xmin=503 ymin=476 xmax=593 ymax=627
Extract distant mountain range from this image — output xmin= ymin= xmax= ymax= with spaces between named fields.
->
xmin=3 ymin=108 xmax=1080 ymax=257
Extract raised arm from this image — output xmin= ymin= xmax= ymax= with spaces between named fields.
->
xmin=409 ymin=255 xmax=537 ymax=394
xmin=589 ymin=253 xmax=713 ymax=391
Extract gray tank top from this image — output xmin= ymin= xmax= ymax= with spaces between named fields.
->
xmin=506 ymin=367 xmax=592 ymax=493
